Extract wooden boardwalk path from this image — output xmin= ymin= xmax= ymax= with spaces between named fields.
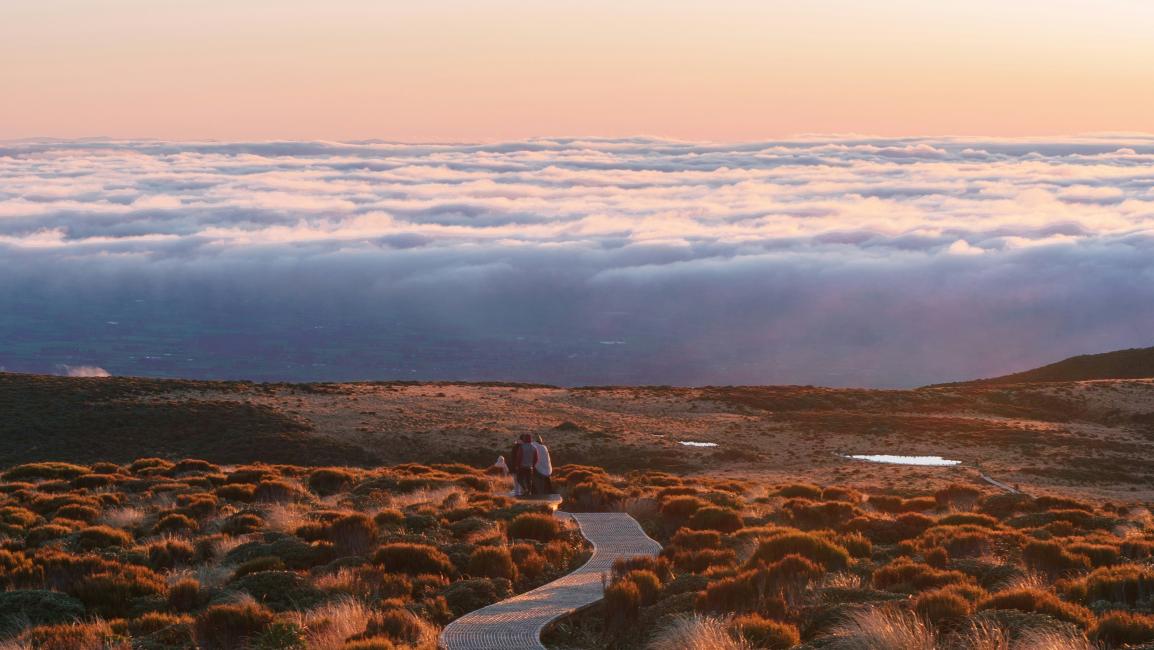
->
xmin=439 ymin=512 xmax=662 ymax=650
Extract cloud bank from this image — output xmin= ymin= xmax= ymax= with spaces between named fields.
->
xmin=2 ymin=136 xmax=1154 ymax=387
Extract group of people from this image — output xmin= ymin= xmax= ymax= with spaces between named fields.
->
xmin=493 ymin=433 xmax=553 ymax=497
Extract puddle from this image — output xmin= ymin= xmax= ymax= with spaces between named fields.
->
xmin=679 ymin=441 xmax=718 ymax=447
xmin=845 ymin=454 xmax=960 ymax=466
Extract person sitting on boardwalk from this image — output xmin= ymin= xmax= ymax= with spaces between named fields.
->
xmin=532 ymin=433 xmax=553 ymax=495
xmin=512 ymin=433 xmax=538 ymax=497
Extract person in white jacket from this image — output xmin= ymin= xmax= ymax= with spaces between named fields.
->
xmin=532 ymin=433 xmax=553 ymax=495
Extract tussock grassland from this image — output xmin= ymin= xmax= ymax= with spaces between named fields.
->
xmin=544 ymin=466 xmax=1154 ymax=650
xmin=0 ymin=459 xmax=589 ymax=649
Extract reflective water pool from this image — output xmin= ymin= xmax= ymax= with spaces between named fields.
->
xmin=845 ymin=454 xmax=960 ymax=466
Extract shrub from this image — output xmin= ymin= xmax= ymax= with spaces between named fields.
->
xmin=0 ymin=590 xmax=85 ymax=635
xmin=507 ymin=513 xmax=561 ymax=542
xmin=934 ymin=484 xmax=982 ymax=509
xmin=510 ymin=544 xmax=547 ymax=582
xmin=687 ymin=506 xmax=744 ymax=533
xmin=603 ymin=579 xmax=641 ymax=630
xmin=4 ymin=463 xmax=89 ymax=481
xmin=1061 ymin=563 xmax=1154 ymax=607
xmin=308 ymin=468 xmax=356 ymax=496
xmin=937 ymin=512 xmax=999 ymax=527
xmin=373 ymin=509 xmax=405 ymax=528
xmin=364 ymin=608 xmax=426 ymax=645
xmin=168 ymin=578 xmax=203 ymax=612
xmin=54 ymin=504 xmax=100 ymax=523
xmin=671 ymin=529 xmax=722 ymax=550
xmin=328 ymin=513 xmax=378 ymax=556
xmin=221 ymin=512 xmax=265 ymax=535
xmin=175 ymin=493 xmax=218 ymax=518
xmin=442 ymin=577 xmax=512 ymax=616
xmin=1023 ymin=541 xmax=1091 ymax=576
xmin=783 ymin=499 xmax=859 ymax=529
xmin=667 ymin=548 xmax=738 ymax=573
xmin=153 ymin=512 xmax=199 ymax=534
xmin=925 ymin=547 xmax=949 ymax=567
xmin=34 ymin=549 xmax=117 ymax=590
xmin=835 ymin=531 xmax=872 ymax=559
xmin=747 ymin=532 xmax=851 ymax=571
xmin=227 ymin=536 xmax=334 ymax=570
xmin=216 ymin=483 xmax=257 ymax=502
xmin=872 ymin=560 xmax=973 ymax=593
xmin=731 ymin=614 xmax=800 ymax=649
xmin=1090 ymin=611 xmax=1154 ymax=647
xmin=25 ymin=524 xmax=73 ymax=547
xmin=18 ymin=621 xmax=119 ymax=650
xmin=697 ymin=568 xmax=789 ymax=617
xmin=129 ymin=612 xmax=194 ymax=646
xmin=612 ymin=555 xmax=672 ymax=582
xmin=71 ymin=565 xmax=167 ymax=617
xmin=914 ymin=588 xmax=974 ymax=626
xmin=255 ymin=479 xmax=306 ymax=503
xmin=978 ymin=588 xmax=1093 ymax=628
xmin=73 ymin=525 xmax=133 ymax=550
xmin=233 ymin=555 xmax=288 ymax=578
xmin=467 ymin=545 xmax=516 ymax=581
xmin=0 ymin=505 xmax=40 ymax=528
xmin=130 ymin=458 xmax=174 ymax=473
xmin=194 ymin=602 xmax=275 ymax=650
xmin=845 ymin=513 xmax=933 ymax=544
xmin=778 ymin=483 xmax=823 ymax=499
xmin=977 ymin=492 xmax=1034 ymax=518
xmin=1067 ymin=542 xmax=1119 ymax=568
xmin=73 ymin=473 xmax=118 ymax=489
xmin=145 ymin=538 xmax=196 ymax=569
xmin=821 ymin=486 xmax=863 ymax=503
xmin=372 ymin=543 xmax=455 ymax=576
xmin=660 ymin=496 xmax=710 ymax=521
xmin=623 ymin=569 xmax=662 ymax=606
xmin=230 ymin=570 xmax=326 ymax=611
xmin=226 ymin=465 xmax=279 ymax=484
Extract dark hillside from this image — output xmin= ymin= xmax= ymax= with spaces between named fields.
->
xmin=0 ymin=374 xmax=376 ymax=467
xmin=960 ymin=347 xmax=1154 ymax=385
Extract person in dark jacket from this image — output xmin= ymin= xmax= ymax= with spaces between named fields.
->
xmin=512 ymin=433 xmax=538 ymax=497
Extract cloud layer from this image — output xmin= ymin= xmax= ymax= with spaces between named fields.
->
xmin=2 ymin=136 xmax=1154 ymax=386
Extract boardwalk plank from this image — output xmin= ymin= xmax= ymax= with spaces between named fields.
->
xmin=439 ymin=512 xmax=661 ymax=650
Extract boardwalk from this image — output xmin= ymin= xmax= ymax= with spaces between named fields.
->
xmin=439 ymin=512 xmax=662 ymax=650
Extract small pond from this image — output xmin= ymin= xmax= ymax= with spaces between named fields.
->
xmin=844 ymin=454 xmax=960 ymax=466
xmin=679 ymin=441 xmax=719 ymax=447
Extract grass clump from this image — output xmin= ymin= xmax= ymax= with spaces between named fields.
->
xmin=372 ymin=543 xmax=455 ymax=576
xmin=194 ymin=602 xmax=275 ymax=650
xmin=507 ymin=512 xmax=562 ymax=542
xmin=978 ymin=587 xmax=1094 ymax=629
xmin=747 ymin=531 xmax=851 ymax=571
xmin=1089 ymin=611 xmax=1154 ymax=647
xmin=730 ymin=614 xmax=800 ymax=649
xmin=4 ymin=463 xmax=89 ymax=481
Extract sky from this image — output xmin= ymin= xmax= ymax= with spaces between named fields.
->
xmin=2 ymin=3 xmax=1153 ymax=386
xmin=2 ymin=136 xmax=1153 ymax=386
xmin=3 ymin=0 xmax=1154 ymax=140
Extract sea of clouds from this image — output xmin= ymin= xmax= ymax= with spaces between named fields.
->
xmin=2 ymin=136 xmax=1153 ymax=386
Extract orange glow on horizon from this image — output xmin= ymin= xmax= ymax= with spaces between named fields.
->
xmin=2 ymin=0 xmax=1153 ymax=140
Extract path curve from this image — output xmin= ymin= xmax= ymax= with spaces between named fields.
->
xmin=439 ymin=512 xmax=662 ymax=650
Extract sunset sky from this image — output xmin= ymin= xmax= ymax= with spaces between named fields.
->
xmin=3 ymin=2 xmax=1154 ymax=387
xmin=4 ymin=0 xmax=1154 ymax=140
